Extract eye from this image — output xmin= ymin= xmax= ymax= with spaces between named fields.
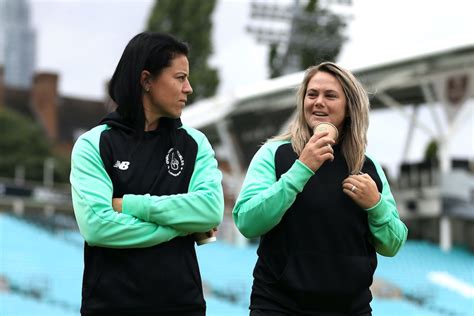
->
xmin=306 ymin=91 xmax=317 ymax=98
xmin=176 ymin=74 xmax=188 ymax=82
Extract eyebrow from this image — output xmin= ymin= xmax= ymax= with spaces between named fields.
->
xmin=306 ymin=88 xmax=339 ymax=94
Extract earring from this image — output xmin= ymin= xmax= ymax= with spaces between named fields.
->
xmin=145 ymin=87 xmax=150 ymax=92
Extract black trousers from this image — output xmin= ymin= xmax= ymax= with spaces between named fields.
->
xmin=250 ymin=309 xmax=372 ymax=316
xmin=250 ymin=310 xmax=290 ymax=316
xmin=84 ymin=311 xmax=204 ymax=316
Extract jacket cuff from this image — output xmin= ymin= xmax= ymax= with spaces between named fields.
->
xmin=286 ymin=159 xmax=315 ymax=192
xmin=365 ymin=195 xmax=389 ymax=224
xmin=122 ymin=194 xmax=150 ymax=221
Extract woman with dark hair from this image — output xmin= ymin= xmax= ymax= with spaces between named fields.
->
xmin=233 ymin=62 xmax=408 ymax=315
xmin=70 ymin=32 xmax=223 ymax=316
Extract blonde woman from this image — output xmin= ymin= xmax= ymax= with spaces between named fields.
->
xmin=233 ymin=62 xmax=408 ymax=316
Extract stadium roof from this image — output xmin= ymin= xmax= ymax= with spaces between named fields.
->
xmin=182 ymin=44 xmax=474 ymax=169
xmin=182 ymin=44 xmax=474 ymax=129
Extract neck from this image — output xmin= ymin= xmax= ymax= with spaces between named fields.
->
xmin=143 ymin=108 xmax=161 ymax=131
xmin=142 ymin=96 xmax=163 ymax=131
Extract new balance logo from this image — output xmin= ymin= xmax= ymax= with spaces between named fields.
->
xmin=113 ymin=160 xmax=130 ymax=170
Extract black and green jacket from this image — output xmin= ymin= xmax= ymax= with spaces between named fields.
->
xmin=233 ymin=140 xmax=407 ymax=315
xmin=70 ymin=112 xmax=224 ymax=315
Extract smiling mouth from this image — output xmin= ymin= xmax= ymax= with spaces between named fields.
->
xmin=313 ymin=112 xmax=328 ymax=117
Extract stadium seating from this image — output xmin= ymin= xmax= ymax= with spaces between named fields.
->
xmin=0 ymin=213 xmax=82 ymax=315
xmin=1 ymin=213 xmax=473 ymax=316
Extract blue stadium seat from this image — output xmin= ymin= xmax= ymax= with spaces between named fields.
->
xmin=1 ymin=214 xmax=473 ymax=316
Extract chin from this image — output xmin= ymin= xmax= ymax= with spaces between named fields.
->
xmin=312 ymin=118 xmax=327 ymax=127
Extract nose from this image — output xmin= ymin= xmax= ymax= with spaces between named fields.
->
xmin=183 ymin=79 xmax=193 ymax=95
xmin=314 ymin=95 xmax=324 ymax=107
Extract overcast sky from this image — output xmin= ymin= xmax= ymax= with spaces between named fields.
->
xmin=27 ymin=0 xmax=474 ymax=175
xmin=28 ymin=0 xmax=474 ymax=99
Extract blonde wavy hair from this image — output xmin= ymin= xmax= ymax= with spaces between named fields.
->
xmin=271 ymin=62 xmax=370 ymax=174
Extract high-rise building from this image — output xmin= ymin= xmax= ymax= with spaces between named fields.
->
xmin=3 ymin=0 xmax=36 ymax=88
xmin=0 ymin=0 xmax=6 ymax=66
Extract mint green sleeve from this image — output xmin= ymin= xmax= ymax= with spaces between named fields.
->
xmin=233 ymin=141 xmax=314 ymax=239
xmin=121 ymin=129 xmax=223 ymax=233
xmin=365 ymin=155 xmax=408 ymax=257
xmin=70 ymin=126 xmax=185 ymax=248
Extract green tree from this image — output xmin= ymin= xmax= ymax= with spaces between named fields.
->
xmin=0 ymin=108 xmax=69 ymax=182
xmin=424 ymin=139 xmax=439 ymax=163
xmin=268 ymin=43 xmax=281 ymax=78
xmin=296 ymin=0 xmax=346 ymax=69
xmin=146 ymin=0 xmax=219 ymax=104
xmin=265 ymin=0 xmax=347 ymax=78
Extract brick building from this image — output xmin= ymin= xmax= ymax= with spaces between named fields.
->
xmin=0 ymin=66 xmax=110 ymax=154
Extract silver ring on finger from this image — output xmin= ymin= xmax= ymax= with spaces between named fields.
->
xmin=350 ymin=185 xmax=357 ymax=192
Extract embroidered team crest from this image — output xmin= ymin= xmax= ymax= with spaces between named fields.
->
xmin=165 ymin=148 xmax=184 ymax=176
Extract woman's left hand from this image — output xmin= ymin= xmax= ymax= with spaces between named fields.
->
xmin=342 ymin=173 xmax=380 ymax=209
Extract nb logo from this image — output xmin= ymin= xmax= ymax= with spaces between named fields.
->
xmin=113 ymin=160 xmax=130 ymax=170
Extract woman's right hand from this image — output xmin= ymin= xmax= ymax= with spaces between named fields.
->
xmin=298 ymin=130 xmax=335 ymax=172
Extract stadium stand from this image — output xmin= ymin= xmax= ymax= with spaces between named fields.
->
xmin=0 ymin=213 xmax=82 ymax=315
xmin=1 ymin=213 xmax=473 ymax=316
